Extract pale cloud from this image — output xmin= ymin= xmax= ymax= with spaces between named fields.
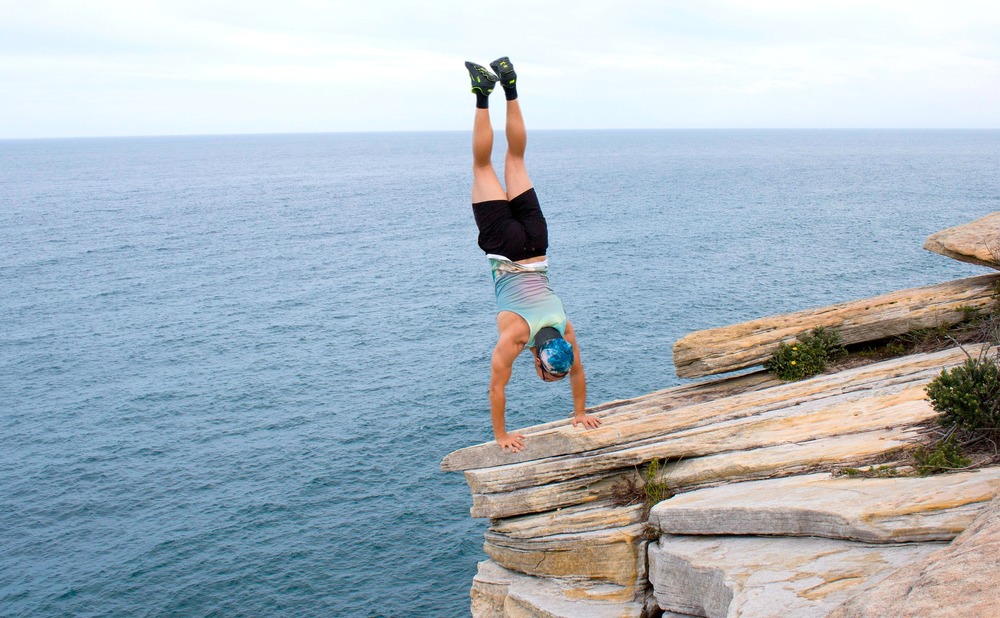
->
xmin=0 ymin=0 xmax=998 ymax=136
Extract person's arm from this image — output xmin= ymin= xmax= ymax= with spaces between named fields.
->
xmin=490 ymin=333 xmax=525 ymax=452
xmin=563 ymin=322 xmax=601 ymax=429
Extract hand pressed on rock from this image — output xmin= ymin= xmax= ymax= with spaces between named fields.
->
xmin=496 ymin=432 xmax=526 ymax=453
xmin=572 ymin=413 xmax=601 ymax=429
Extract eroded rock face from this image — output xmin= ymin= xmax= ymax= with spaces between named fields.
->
xmin=648 ymin=535 xmax=940 ymax=618
xmin=649 ymin=470 xmax=1000 ymax=543
xmin=471 ymin=560 xmax=656 ymax=618
xmin=672 ymin=274 xmax=999 ymax=378
xmin=484 ymin=523 xmax=648 ymax=591
xmin=828 ymin=493 xmax=1000 ymax=618
xmin=923 ymin=211 xmax=1000 ymax=270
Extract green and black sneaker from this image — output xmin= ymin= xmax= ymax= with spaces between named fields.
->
xmin=465 ymin=61 xmax=498 ymax=96
xmin=489 ymin=57 xmax=517 ymax=89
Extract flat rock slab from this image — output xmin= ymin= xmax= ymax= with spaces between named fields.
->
xmin=923 ymin=211 xmax=1000 ymax=270
xmin=484 ymin=523 xmax=648 ymax=589
xmin=442 ymin=371 xmax=778 ymax=472
xmin=650 ymin=469 xmax=1000 ymax=543
xmin=489 ymin=502 xmax=647 ymax=540
xmin=672 ymin=274 xmax=999 ymax=378
xmin=648 ymin=534 xmax=940 ymax=618
xmin=829 ymin=492 xmax=1000 ymax=618
xmin=659 ymin=427 xmax=921 ymax=492
xmin=472 ymin=560 xmax=655 ymax=618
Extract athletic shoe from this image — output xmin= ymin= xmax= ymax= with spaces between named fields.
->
xmin=489 ymin=57 xmax=517 ymax=88
xmin=465 ymin=61 xmax=497 ymax=95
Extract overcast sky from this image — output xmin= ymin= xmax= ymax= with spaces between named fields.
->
xmin=2 ymin=0 xmax=999 ymax=138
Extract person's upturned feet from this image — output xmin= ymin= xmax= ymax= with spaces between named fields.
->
xmin=465 ymin=61 xmax=497 ymax=95
xmin=489 ymin=57 xmax=516 ymax=89
xmin=465 ymin=61 xmax=498 ymax=109
xmin=490 ymin=57 xmax=518 ymax=100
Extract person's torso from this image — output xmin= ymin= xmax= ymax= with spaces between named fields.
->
xmin=488 ymin=255 xmax=567 ymax=347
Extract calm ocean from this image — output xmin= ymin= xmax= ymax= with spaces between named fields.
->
xmin=2 ymin=130 xmax=998 ymax=617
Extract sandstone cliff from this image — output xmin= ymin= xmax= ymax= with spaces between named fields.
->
xmin=444 ymin=213 xmax=1000 ymax=618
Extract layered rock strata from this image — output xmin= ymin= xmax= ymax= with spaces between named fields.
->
xmin=649 ymin=470 xmax=1000 ymax=543
xmin=471 ymin=560 xmax=658 ymax=618
xmin=447 ymin=346 xmax=988 ymax=616
xmin=461 ymin=347 xmax=978 ymax=520
xmin=646 ymin=470 xmax=1000 ymax=616
xmin=672 ymin=274 xmax=999 ymax=378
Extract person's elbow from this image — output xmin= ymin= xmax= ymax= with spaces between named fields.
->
xmin=489 ymin=381 xmax=507 ymax=400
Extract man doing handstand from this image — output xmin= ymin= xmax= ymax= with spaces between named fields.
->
xmin=465 ymin=57 xmax=601 ymax=453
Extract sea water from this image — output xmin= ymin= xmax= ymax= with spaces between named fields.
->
xmin=2 ymin=130 xmax=998 ymax=617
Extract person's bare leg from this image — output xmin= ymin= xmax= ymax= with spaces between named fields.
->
xmin=472 ymin=108 xmax=507 ymax=203
xmin=504 ymin=98 xmax=533 ymax=200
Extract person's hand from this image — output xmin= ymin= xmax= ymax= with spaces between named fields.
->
xmin=572 ymin=413 xmax=601 ymax=429
xmin=496 ymin=432 xmax=526 ymax=453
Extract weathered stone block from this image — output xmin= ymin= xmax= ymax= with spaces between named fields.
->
xmin=648 ymin=535 xmax=940 ymax=618
xmin=828 ymin=492 xmax=1000 ymax=618
xmin=472 ymin=560 xmax=655 ymax=618
xmin=673 ymin=274 xmax=999 ymax=378
xmin=650 ymin=469 xmax=1000 ymax=543
xmin=484 ymin=524 xmax=648 ymax=591
xmin=923 ymin=211 xmax=1000 ymax=269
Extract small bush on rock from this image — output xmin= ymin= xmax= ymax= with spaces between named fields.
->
xmin=912 ymin=436 xmax=972 ymax=476
xmin=766 ymin=327 xmax=846 ymax=381
xmin=917 ymin=345 xmax=1000 ymax=475
xmin=925 ymin=351 xmax=1000 ymax=435
xmin=643 ymin=458 xmax=673 ymax=507
xmin=610 ymin=458 xmax=673 ymax=515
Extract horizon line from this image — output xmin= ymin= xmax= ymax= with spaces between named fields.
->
xmin=3 ymin=127 xmax=1000 ymax=141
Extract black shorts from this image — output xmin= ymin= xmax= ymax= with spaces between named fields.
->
xmin=472 ymin=188 xmax=548 ymax=262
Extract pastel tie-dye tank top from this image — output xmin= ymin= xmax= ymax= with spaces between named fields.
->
xmin=487 ymin=254 xmax=567 ymax=347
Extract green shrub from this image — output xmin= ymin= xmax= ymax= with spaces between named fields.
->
xmin=925 ymin=353 xmax=1000 ymax=433
xmin=643 ymin=458 xmax=673 ymax=507
xmin=810 ymin=326 xmax=847 ymax=360
xmin=766 ymin=327 xmax=846 ymax=381
xmin=912 ymin=436 xmax=971 ymax=476
xmin=609 ymin=458 xmax=673 ymax=513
